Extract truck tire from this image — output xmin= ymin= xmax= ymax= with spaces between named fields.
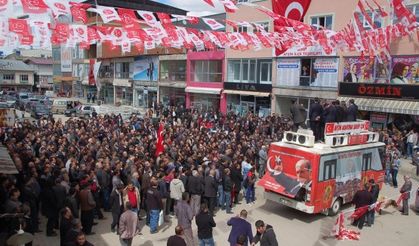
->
xmin=328 ymin=198 xmax=342 ymax=216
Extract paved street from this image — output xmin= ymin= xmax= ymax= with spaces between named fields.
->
xmin=33 ymin=160 xmax=419 ymax=246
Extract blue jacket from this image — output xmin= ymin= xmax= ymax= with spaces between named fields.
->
xmin=227 ymin=217 xmax=253 ymax=246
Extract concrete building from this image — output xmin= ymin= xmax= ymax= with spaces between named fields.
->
xmin=24 ymin=58 xmax=54 ymax=93
xmin=271 ymin=0 xmax=419 ymax=128
xmin=0 ymin=60 xmax=35 ymax=92
xmin=224 ymin=1 xmax=273 ymax=117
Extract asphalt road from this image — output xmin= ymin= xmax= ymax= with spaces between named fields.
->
xmin=32 ymin=160 xmax=419 ymax=246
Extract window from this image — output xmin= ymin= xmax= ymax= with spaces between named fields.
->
xmin=20 ymin=75 xmax=29 ymax=83
xmin=362 ymin=153 xmax=372 ymax=171
xmin=237 ymin=0 xmax=249 ymax=3
xmin=160 ymin=60 xmax=186 ymax=81
xmin=238 ymin=26 xmax=248 ymax=33
xmin=227 ymin=59 xmax=271 ymax=83
xmin=393 ymin=4 xmax=419 ymax=23
xmin=116 ymin=62 xmax=130 ymax=79
xmin=3 ymin=74 xmax=15 ymax=81
xmin=319 ymin=159 xmax=337 ymax=181
xmin=253 ymin=22 xmax=269 ymax=33
xmin=191 ymin=60 xmax=222 ymax=82
xmin=310 ymin=15 xmax=333 ymax=30
xmin=260 ymin=61 xmax=272 ymax=83
xmin=356 ymin=11 xmax=382 ymax=30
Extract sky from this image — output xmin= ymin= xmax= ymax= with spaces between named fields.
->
xmin=153 ymin=0 xmax=225 ymax=17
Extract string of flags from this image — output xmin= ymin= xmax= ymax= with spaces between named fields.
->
xmin=331 ymin=192 xmax=409 ymax=241
xmin=0 ymin=0 xmax=417 ymax=60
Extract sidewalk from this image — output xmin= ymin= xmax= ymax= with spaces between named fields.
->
xmin=399 ymin=158 xmax=419 ymax=181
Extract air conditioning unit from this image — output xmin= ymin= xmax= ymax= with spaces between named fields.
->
xmin=283 ymin=130 xmax=315 ymax=147
xmin=325 ymin=134 xmax=349 ymax=147
xmin=360 ymin=132 xmax=379 ymax=143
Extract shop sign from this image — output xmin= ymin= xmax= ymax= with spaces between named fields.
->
xmin=370 ymin=113 xmax=387 ymax=124
xmin=339 ymin=82 xmax=419 ymax=100
xmin=224 ymin=82 xmax=272 ymax=92
xmin=279 ymin=44 xmax=337 ymax=57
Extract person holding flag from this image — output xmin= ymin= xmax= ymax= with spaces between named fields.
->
xmin=350 ymin=183 xmax=372 ymax=230
xmin=155 ymin=122 xmax=165 ymax=157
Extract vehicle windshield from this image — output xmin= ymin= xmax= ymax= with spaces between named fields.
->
xmin=20 ymin=95 xmax=29 ymax=99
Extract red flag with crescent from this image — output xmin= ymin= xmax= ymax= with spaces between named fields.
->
xmin=272 ymin=0 xmax=312 ymax=55
xmin=155 ymin=123 xmax=165 ymax=157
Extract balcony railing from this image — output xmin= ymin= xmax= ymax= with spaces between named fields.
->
xmin=99 ymin=71 xmax=114 ymax=78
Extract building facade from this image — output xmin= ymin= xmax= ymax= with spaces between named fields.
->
xmin=224 ymin=1 xmax=273 ymax=117
xmin=272 ymin=0 xmax=419 ymax=128
xmin=158 ymin=54 xmax=187 ymax=107
xmin=0 ymin=60 xmax=35 ymax=92
xmin=24 ymin=58 xmax=54 ymax=93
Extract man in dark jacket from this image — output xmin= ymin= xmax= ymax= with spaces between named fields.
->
xmin=351 ymin=184 xmax=373 ymax=230
xmin=290 ymin=100 xmax=307 ymax=131
xmin=188 ymin=170 xmax=204 ymax=216
xmin=146 ymin=178 xmax=163 ymax=234
xmin=231 ymin=164 xmax=243 ymax=205
xmin=196 ymin=203 xmax=216 ymax=246
xmin=323 ymin=102 xmax=337 ymax=123
xmin=109 ymin=183 xmax=124 ymax=232
xmin=43 ymin=178 xmax=58 ymax=236
xmin=367 ymin=179 xmax=379 ymax=226
xmin=60 ymin=207 xmax=73 ymax=246
xmin=227 ymin=209 xmax=253 ymax=246
xmin=252 ymin=220 xmax=278 ymax=246
xmin=223 ymin=168 xmax=233 ymax=214
xmin=346 ymin=99 xmax=358 ymax=121
xmin=204 ymin=169 xmax=217 ymax=215
xmin=309 ymin=98 xmax=323 ymax=141
xmin=334 ymin=101 xmax=345 ymax=122
xmin=400 ymin=175 xmax=412 ymax=215
xmin=53 ymin=178 xmax=68 ymax=229
xmin=167 ymin=225 xmax=187 ymax=246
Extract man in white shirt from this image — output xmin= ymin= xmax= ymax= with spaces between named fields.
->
xmin=407 ymin=129 xmax=418 ymax=159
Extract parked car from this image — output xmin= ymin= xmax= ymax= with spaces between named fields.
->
xmin=52 ymin=98 xmax=80 ymax=114
xmin=64 ymin=107 xmax=77 ymax=117
xmin=24 ymin=98 xmax=40 ymax=112
xmin=76 ymin=105 xmax=94 ymax=118
xmin=31 ymin=104 xmax=51 ymax=119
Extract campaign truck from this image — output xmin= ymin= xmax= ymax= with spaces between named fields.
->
xmin=258 ymin=120 xmax=385 ymax=216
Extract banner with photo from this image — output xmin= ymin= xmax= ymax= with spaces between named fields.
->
xmin=342 ymin=57 xmax=374 ymax=83
xmin=133 ymin=56 xmax=159 ymax=81
xmin=343 ymin=56 xmax=418 ymax=85
xmin=390 ymin=56 xmax=418 ymax=85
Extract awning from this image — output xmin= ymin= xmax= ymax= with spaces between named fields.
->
xmin=185 ymin=87 xmax=221 ymax=95
xmin=113 ymin=79 xmax=132 ymax=87
xmin=223 ymin=90 xmax=270 ymax=97
xmin=338 ymin=96 xmax=419 ymax=115
xmin=0 ymin=145 xmax=18 ymax=174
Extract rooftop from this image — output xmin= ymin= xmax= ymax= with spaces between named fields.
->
xmin=0 ymin=60 xmax=36 ymax=72
xmin=24 ymin=58 xmax=53 ymax=65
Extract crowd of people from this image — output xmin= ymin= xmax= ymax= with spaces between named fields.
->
xmin=0 ymin=106 xmax=288 ymax=246
xmin=0 ymin=100 xmax=418 ymax=246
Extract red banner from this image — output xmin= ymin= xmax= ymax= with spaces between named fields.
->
xmin=325 ymin=121 xmax=370 ymax=136
xmin=272 ymin=0 xmax=312 ymax=55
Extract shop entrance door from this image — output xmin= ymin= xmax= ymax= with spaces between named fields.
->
xmin=240 ymin=101 xmax=255 ymax=115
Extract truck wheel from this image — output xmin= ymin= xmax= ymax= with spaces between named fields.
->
xmin=328 ymin=198 xmax=341 ymax=216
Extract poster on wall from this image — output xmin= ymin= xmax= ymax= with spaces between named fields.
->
xmin=60 ymin=46 xmax=72 ymax=73
xmin=374 ymin=61 xmax=391 ymax=83
xmin=133 ymin=56 xmax=159 ymax=81
xmin=276 ymin=58 xmax=300 ymax=86
xmin=390 ymin=56 xmax=418 ymax=84
xmin=311 ymin=58 xmax=339 ymax=87
xmin=342 ymin=57 xmax=374 ymax=83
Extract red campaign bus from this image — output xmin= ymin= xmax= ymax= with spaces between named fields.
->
xmin=258 ymin=121 xmax=385 ymax=215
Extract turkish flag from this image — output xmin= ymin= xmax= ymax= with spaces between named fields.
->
xmin=70 ymin=3 xmax=90 ymax=24
xmin=20 ymin=0 xmax=49 ymax=14
xmin=118 ymin=8 xmax=140 ymax=30
xmin=88 ymin=59 xmax=96 ymax=86
xmin=155 ymin=123 xmax=165 ymax=157
xmin=9 ymin=18 xmax=30 ymax=35
xmin=272 ymin=0 xmax=312 ymax=55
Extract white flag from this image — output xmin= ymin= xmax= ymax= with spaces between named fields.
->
xmin=88 ymin=6 xmax=120 ymax=23
xmin=70 ymin=24 xmax=88 ymax=43
xmin=202 ymin=18 xmax=224 ymax=30
xmin=0 ymin=0 xmax=13 ymax=16
xmin=137 ymin=10 xmax=158 ymax=26
xmin=45 ymin=0 xmax=71 ymax=18
xmin=30 ymin=19 xmax=51 ymax=49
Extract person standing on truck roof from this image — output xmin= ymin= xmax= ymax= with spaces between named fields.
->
xmin=290 ymin=100 xmax=307 ymax=132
